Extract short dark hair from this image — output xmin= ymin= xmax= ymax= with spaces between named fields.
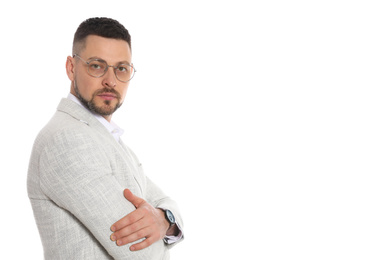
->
xmin=72 ymin=17 xmax=131 ymax=55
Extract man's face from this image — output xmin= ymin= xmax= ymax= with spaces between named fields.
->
xmin=67 ymin=35 xmax=132 ymax=120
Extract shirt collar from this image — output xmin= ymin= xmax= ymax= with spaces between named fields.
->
xmin=67 ymin=93 xmax=124 ymax=142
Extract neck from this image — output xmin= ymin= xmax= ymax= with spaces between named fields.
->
xmin=103 ymin=115 xmax=112 ymax=122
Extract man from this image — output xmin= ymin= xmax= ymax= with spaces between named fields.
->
xmin=27 ymin=17 xmax=183 ymax=260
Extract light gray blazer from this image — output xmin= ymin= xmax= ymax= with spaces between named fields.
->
xmin=27 ymin=98 xmax=183 ymax=260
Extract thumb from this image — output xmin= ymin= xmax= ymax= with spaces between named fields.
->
xmin=124 ymin=189 xmax=145 ymax=208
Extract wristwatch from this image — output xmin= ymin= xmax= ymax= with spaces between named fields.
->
xmin=164 ymin=209 xmax=176 ymax=227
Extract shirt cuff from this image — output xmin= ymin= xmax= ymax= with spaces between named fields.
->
xmin=163 ymin=221 xmax=184 ymax=245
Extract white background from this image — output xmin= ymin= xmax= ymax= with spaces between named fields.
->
xmin=1 ymin=0 xmax=365 ymax=259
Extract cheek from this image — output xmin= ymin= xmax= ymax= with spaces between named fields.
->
xmin=118 ymin=85 xmax=130 ymax=101
xmin=78 ymin=77 xmax=100 ymax=98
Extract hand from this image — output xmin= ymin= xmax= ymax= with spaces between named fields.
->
xmin=110 ymin=189 xmax=170 ymax=251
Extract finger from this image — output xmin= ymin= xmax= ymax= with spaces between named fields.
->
xmin=124 ymin=189 xmax=145 ymax=208
xmin=112 ymin=217 xmax=148 ymax=241
xmin=115 ymin=226 xmax=151 ymax=246
xmin=129 ymin=236 xmax=158 ymax=251
xmin=111 ymin=210 xmax=143 ymax=232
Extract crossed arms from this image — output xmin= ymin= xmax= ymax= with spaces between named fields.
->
xmin=38 ymin=128 xmax=183 ymax=258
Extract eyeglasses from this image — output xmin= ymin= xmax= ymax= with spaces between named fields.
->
xmin=73 ymin=54 xmax=136 ymax=82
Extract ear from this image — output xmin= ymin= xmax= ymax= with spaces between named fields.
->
xmin=66 ymin=56 xmax=75 ymax=81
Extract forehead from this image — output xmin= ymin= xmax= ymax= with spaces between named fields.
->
xmin=81 ymin=35 xmax=132 ymax=63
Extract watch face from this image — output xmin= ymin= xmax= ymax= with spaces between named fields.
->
xmin=166 ymin=210 xmax=175 ymax=224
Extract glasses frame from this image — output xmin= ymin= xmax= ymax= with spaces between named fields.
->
xmin=73 ymin=54 xmax=136 ymax=83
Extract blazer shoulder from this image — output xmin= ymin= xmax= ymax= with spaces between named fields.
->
xmin=32 ymin=112 xmax=99 ymax=160
xmin=35 ymin=98 xmax=101 ymax=143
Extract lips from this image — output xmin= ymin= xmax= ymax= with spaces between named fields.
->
xmin=97 ymin=93 xmax=117 ymax=101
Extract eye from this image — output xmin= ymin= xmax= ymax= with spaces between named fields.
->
xmin=90 ymin=64 xmax=101 ymax=69
xmin=88 ymin=61 xmax=105 ymax=71
xmin=116 ymin=65 xmax=129 ymax=73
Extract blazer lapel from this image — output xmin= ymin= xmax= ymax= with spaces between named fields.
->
xmin=56 ymin=98 xmax=117 ymax=146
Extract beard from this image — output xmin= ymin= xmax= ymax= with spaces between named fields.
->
xmin=73 ymin=79 xmax=123 ymax=116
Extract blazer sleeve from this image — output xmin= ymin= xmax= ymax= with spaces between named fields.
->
xmin=38 ymin=129 xmax=168 ymax=259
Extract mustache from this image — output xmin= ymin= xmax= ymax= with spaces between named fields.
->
xmin=93 ymin=88 xmax=121 ymax=99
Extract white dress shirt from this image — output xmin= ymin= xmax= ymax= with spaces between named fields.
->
xmin=67 ymin=93 xmax=183 ymax=245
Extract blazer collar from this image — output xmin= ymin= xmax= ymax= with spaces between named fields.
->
xmin=56 ymin=98 xmax=116 ymax=142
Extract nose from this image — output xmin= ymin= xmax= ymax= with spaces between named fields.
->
xmin=102 ymin=66 xmax=117 ymax=88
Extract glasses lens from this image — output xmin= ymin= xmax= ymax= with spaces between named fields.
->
xmin=115 ymin=64 xmax=135 ymax=82
xmin=87 ymin=60 xmax=107 ymax=77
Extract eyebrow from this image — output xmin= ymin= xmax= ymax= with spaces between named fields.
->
xmin=87 ymin=56 xmax=131 ymax=66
